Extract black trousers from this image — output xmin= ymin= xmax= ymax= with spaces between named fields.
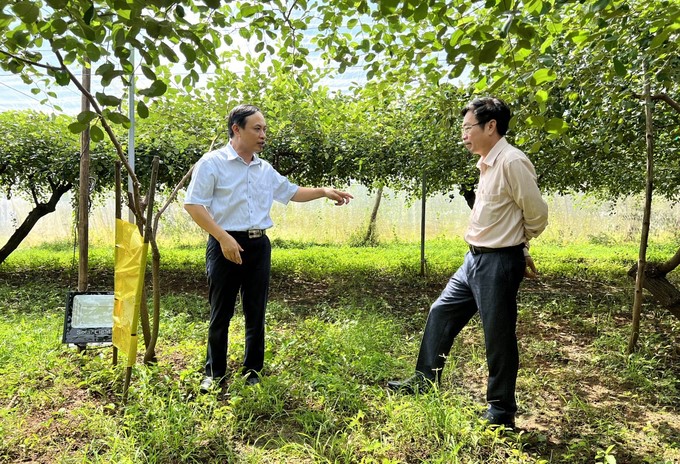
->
xmin=204 ymin=233 xmax=271 ymax=378
xmin=415 ymin=247 xmax=525 ymax=417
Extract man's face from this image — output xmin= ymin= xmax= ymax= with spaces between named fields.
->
xmin=234 ymin=111 xmax=267 ymax=154
xmin=461 ymin=111 xmax=486 ymax=156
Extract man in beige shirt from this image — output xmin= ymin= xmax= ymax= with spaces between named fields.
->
xmin=387 ymin=97 xmax=548 ymax=429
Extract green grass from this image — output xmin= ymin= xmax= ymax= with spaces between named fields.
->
xmin=0 ymin=240 xmax=678 ymax=463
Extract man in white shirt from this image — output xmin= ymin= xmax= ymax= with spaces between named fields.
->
xmin=387 ymin=97 xmax=548 ymax=429
xmin=184 ymin=104 xmax=352 ymax=392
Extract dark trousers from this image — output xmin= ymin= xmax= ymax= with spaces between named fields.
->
xmin=204 ymin=233 xmax=271 ymax=378
xmin=415 ymin=247 xmax=525 ymax=417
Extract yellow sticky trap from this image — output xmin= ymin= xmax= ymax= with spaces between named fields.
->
xmin=113 ymin=219 xmax=148 ymax=368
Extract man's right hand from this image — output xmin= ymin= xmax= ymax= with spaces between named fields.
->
xmin=219 ymin=233 xmax=244 ymax=264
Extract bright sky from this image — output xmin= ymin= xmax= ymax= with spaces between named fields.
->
xmin=0 ymin=53 xmax=366 ymax=115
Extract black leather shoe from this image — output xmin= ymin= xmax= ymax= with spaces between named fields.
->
xmin=386 ymin=374 xmax=434 ymax=394
xmin=244 ymin=370 xmax=260 ymax=386
xmin=481 ymin=410 xmax=515 ymax=429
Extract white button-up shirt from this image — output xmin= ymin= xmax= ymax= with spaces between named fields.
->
xmin=465 ymin=137 xmax=548 ymax=248
xmin=184 ymin=143 xmax=299 ymax=231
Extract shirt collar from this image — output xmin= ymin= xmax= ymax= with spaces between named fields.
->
xmin=225 ymin=141 xmax=261 ymax=165
xmin=476 ymin=137 xmax=508 ymax=170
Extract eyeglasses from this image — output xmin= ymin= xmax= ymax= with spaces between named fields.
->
xmin=462 ymin=121 xmax=488 ymax=134
xmin=461 ymin=122 xmax=484 ymax=134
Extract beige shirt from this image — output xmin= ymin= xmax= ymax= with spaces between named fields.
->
xmin=465 ymin=137 xmax=548 ymax=248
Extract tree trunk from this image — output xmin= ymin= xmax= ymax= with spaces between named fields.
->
xmin=363 ymin=185 xmax=383 ymax=244
xmin=628 ymin=262 xmax=680 ymax=320
xmin=142 ymin=156 xmax=160 ymax=365
xmin=0 ymin=184 xmax=71 ymax=265
xmin=628 ymin=78 xmax=655 ymax=354
xmin=78 ymin=58 xmax=91 ymax=292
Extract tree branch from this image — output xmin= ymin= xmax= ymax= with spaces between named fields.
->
xmin=651 ymin=93 xmax=680 ymax=114
xmin=658 ymin=246 xmax=680 ymax=274
xmin=632 ymin=91 xmax=680 ymax=114
xmin=0 ymin=49 xmax=62 ymax=72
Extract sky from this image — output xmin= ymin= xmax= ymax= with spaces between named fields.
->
xmin=0 ymin=53 xmax=367 ymax=115
xmin=0 ymin=16 xmax=368 ymax=116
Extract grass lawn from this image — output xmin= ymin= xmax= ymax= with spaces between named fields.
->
xmin=0 ymin=239 xmax=678 ymax=463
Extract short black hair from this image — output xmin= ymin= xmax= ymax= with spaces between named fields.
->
xmin=460 ymin=97 xmax=512 ymax=136
xmin=228 ymin=104 xmax=261 ymax=138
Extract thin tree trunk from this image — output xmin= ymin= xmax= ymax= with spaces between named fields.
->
xmin=364 ymin=185 xmax=383 ymax=244
xmin=143 ymin=157 xmax=160 ymax=365
xmin=78 ymin=58 xmax=91 ymax=292
xmin=420 ymin=175 xmax=426 ymax=277
xmin=628 ymin=78 xmax=655 ymax=354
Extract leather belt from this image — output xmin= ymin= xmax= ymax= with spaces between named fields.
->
xmin=227 ymin=229 xmax=266 ymax=239
xmin=468 ymin=244 xmax=524 ymax=255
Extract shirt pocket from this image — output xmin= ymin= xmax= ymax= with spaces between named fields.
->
xmin=471 ymin=193 xmax=503 ymax=226
xmin=252 ymin=180 xmax=274 ymax=212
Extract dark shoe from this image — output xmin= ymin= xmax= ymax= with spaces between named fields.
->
xmin=244 ymin=370 xmax=260 ymax=386
xmin=481 ymin=410 xmax=515 ymax=429
xmin=386 ymin=374 xmax=434 ymax=394
xmin=199 ymin=376 xmax=226 ymax=393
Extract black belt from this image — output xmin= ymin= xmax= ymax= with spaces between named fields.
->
xmin=227 ymin=229 xmax=266 ymax=239
xmin=468 ymin=244 xmax=524 ymax=255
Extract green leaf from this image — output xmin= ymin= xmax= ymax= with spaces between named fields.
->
xmin=138 ymin=80 xmax=168 ymax=97
xmin=140 ymin=65 xmax=156 ymax=81
xmin=180 ymin=43 xmax=196 ymax=62
xmin=413 ymin=2 xmax=428 ymax=21
xmin=545 ymin=117 xmax=568 ymax=134
xmin=479 ymin=40 xmax=503 ymax=64
xmin=12 ymin=1 xmax=40 ymax=24
xmin=160 ymin=42 xmax=179 ymax=63
xmin=51 ymin=17 xmax=68 ymax=34
xmin=90 ymin=125 xmax=105 ymax=142
xmin=590 ymin=0 xmax=610 ymax=13
xmin=104 ymin=111 xmax=130 ymax=126
xmin=95 ymin=92 xmax=122 ymax=107
xmin=531 ymin=68 xmax=557 ymax=85
xmin=86 ymin=43 xmax=101 ymax=62
xmin=613 ymin=58 xmax=626 ymax=77
xmin=54 ymin=70 xmax=70 ymax=86
xmin=84 ymin=3 xmax=95 ymax=25
xmin=526 ymin=114 xmax=545 ymax=128
xmin=68 ymin=121 xmax=88 ymax=134
xmin=137 ymin=100 xmax=149 ymax=119
xmin=534 ymin=89 xmax=549 ymax=105
xmin=77 ymin=111 xmax=99 ymax=124
xmin=241 ymin=4 xmax=259 ymax=17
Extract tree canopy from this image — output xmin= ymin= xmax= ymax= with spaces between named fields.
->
xmin=2 ymin=0 xmax=678 ymax=201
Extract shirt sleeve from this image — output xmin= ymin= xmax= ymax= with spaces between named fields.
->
xmin=270 ymin=169 xmax=299 ymax=205
xmin=184 ymin=158 xmax=215 ymax=207
xmin=505 ymin=157 xmax=549 ymax=240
